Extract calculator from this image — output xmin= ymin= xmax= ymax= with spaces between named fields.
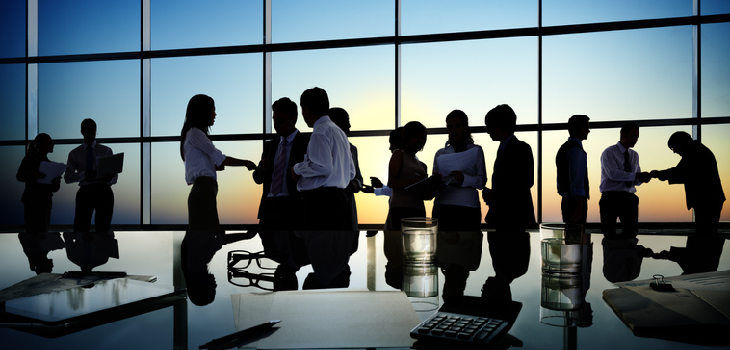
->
xmin=409 ymin=297 xmax=521 ymax=348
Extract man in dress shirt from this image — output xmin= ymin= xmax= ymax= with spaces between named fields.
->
xmin=253 ymin=97 xmax=310 ymax=233
xmin=64 ymin=118 xmax=117 ymax=233
xmin=556 ymin=114 xmax=590 ymax=224
xmin=329 ymin=107 xmax=363 ymax=232
xmin=292 ymin=88 xmax=356 ymax=231
xmin=599 ymin=122 xmax=651 ymax=239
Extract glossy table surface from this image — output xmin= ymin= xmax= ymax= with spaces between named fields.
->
xmin=0 ymin=230 xmax=728 ymax=350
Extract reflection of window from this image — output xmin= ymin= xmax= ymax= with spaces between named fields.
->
xmin=39 ymin=61 xmax=141 ymax=139
xmin=543 ymin=27 xmax=693 ymax=123
xmin=38 ymin=0 xmax=140 ymax=56
xmin=151 ymin=54 xmax=263 ymax=137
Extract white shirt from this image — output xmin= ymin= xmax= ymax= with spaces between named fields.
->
xmin=65 ymin=141 xmax=117 ymax=186
xmin=183 ymin=128 xmax=226 ymax=185
xmin=432 ymin=142 xmax=487 ymax=208
xmin=599 ymin=141 xmax=642 ymax=193
xmin=293 ymin=116 xmax=355 ymax=191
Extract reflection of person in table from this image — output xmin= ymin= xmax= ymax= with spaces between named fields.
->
xmin=431 ymin=110 xmax=487 ymax=232
xmin=16 ymin=133 xmax=61 ymax=233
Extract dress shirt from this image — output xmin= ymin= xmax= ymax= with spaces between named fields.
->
xmin=559 ymin=137 xmax=588 ymax=197
xmin=183 ymin=128 xmax=226 ymax=185
xmin=268 ymin=130 xmax=298 ymax=197
xmin=375 ymin=186 xmax=392 ymax=197
xmin=294 ymin=116 xmax=355 ymax=191
xmin=65 ymin=141 xmax=117 ymax=186
xmin=432 ymin=142 xmax=487 ymax=208
xmin=600 ymin=141 xmax=641 ymax=193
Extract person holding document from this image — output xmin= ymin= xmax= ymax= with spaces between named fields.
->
xmin=387 ymin=121 xmax=428 ymax=231
xmin=16 ymin=133 xmax=62 ymax=233
xmin=65 ymin=119 xmax=117 ymax=233
xmin=181 ymin=94 xmax=256 ymax=233
xmin=431 ymin=110 xmax=487 ymax=232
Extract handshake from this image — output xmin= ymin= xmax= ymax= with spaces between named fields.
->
xmin=637 ymin=171 xmax=652 ymax=183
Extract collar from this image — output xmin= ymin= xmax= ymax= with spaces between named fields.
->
xmin=83 ymin=141 xmax=96 ymax=149
xmin=281 ymin=129 xmax=299 ymax=144
xmin=616 ymin=141 xmax=629 ymax=153
xmin=567 ymin=136 xmax=583 ymax=148
xmin=312 ymin=115 xmax=331 ymax=128
xmin=499 ymin=134 xmax=515 ymax=153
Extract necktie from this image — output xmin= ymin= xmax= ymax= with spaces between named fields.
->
xmin=269 ymin=139 xmax=288 ymax=196
xmin=623 ymin=150 xmax=632 ymax=187
xmin=86 ymin=145 xmax=94 ymax=171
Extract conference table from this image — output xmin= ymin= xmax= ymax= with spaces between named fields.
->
xmin=0 ymin=229 xmax=727 ymax=350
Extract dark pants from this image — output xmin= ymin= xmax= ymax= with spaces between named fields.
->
xmin=74 ymin=183 xmax=114 ymax=233
xmin=432 ymin=204 xmax=482 ymax=232
xmin=694 ymin=202 xmax=724 ymax=237
xmin=23 ymin=191 xmax=53 ymax=233
xmin=188 ymin=176 xmax=220 ymax=232
xmin=389 ymin=206 xmax=426 ymax=232
xmin=599 ymin=191 xmax=639 ymax=238
xmin=300 ymin=187 xmax=349 ymax=231
xmin=561 ymin=195 xmax=587 ymax=224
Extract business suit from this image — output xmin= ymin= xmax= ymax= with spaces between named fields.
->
xmin=655 ymin=140 xmax=725 ymax=236
xmin=253 ymin=130 xmax=310 ymax=230
xmin=484 ymin=135 xmax=535 ymax=286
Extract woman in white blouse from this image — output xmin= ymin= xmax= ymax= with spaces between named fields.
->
xmin=180 ymin=94 xmax=255 ymax=232
xmin=431 ymin=110 xmax=487 ymax=232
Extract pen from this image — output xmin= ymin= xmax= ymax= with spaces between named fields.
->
xmin=199 ymin=320 xmax=281 ymax=349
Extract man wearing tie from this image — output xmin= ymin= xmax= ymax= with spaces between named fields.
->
xmin=253 ymin=97 xmax=310 ymax=232
xmin=599 ymin=122 xmax=651 ymax=239
xmin=64 ymin=118 xmax=116 ymax=233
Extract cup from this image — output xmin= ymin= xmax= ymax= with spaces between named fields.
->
xmin=540 ymin=223 xmax=583 ymax=275
xmin=401 ymin=217 xmax=438 ymax=264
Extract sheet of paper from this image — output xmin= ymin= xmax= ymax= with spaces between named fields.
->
xmin=38 ymin=161 xmax=66 ymax=184
xmin=613 ymin=270 xmax=730 ymax=291
xmin=233 ymin=290 xmax=420 ymax=349
xmin=435 ymin=147 xmax=478 ymax=177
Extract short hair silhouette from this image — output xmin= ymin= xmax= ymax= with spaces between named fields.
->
xmin=328 ymin=107 xmax=350 ymax=135
xmin=180 ymin=94 xmax=215 ymax=160
xmin=402 ymin=121 xmax=427 ymax=151
xmin=272 ymin=97 xmax=298 ymax=122
xmin=620 ymin=122 xmax=639 ymax=137
xmin=484 ymin=104 xmax=517 ymax=134
xmin=567 ymin=114 xmax=589 ymax=137
xmin=81 ymin=118 xmax=96 ymax=130
xmin=300 ymin=87 xmax=329 ymax=116
xmin=667 ymin=131 xmax=693 ymax=149
xmin=446 ymin=109 xmax=473 ymax=143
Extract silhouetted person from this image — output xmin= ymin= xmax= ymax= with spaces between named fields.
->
xmin=362 ymin=126 xmax=403 ymax=231
xmin=16 ymin=133 xmax=61 ymax=233
xmin=180 ymin=94 xmax=256 ymax=233
xmin=65 ymin=119 xmax=117 ymax=233
xmin=253 ymin=97 xmax=310 ymax=235
xmin=64 ymin=231 xmax=118 ymax=272
xmin=329 ymin=107 xmax=363 ymax=232
xmin=17 ymin=232 xmax=64 ymax=274
xmin=602 ymin=236 xmax=653 ymax=283
xmin=388 ymin=121 xmax=428 ymax=231
xmin=292 ymin=88 xmax=355 ymax=231
xmin=652 ymin=235 xmax=725 ymax=274
xmin=650 ymin=131 xmax=726 ymax=237
xmin=599 ymin=122 xmax=651 ymax=239
xmin=431 ymin=110 xmax=487 ymax=232
xmin=557 ymin=114 xmax=590 ymax=224
xmin=482 ymin=104 xmax=535 ymax=299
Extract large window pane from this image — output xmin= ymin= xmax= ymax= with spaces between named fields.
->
xmin=401 ymin=0 xmax=536 ymax=36
xmin=0 ymin=146 xmax=27 ymax=226
xmin=272 ymin=46 xmax=395 ymax=133
xmin=50 ymin=143 xmax=141 ymax=225
xmin=0 ymin=64 xmax=26 ymax=141
xmin=543 ymin=0 xmax=691 ymax=26
xmin=702 ymin=0 xmax=730 ymax=16
xmin=151 ymin=0 xmax=262 ymax=50
xmin=272 ymin=0 xmax=393 ymax=43
xmin=541 ymin=126 xmax=692 ymax=224
xmin=0 ymin=0 xmax=25 ymax=59
xmin=701 ymin=124 xmax=730 ymax=222
xmin=402 ymin=38 xmax=537 ymax=128
xmin=151 ymin=141 xmax=262 ymax=225
xmin=38 ymin=0 xmax=140 ymax=56
xmin=151 ymin=54 xmax=263 ymax=137
xmin=543 ymin=27 xmax=693 ymax=124
xmin=39 ymin=61 xmax=140 ymax=139
xmin=701 ymin=23 xmax=730 ymax=118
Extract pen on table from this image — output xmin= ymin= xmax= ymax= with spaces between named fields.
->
xmin=199 ymin=320 xmax=281 ymax=349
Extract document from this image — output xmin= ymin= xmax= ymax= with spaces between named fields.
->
xmin=38 ymin=161 xmax=66 ymax=184
xmin=96 ymin=152 xmax=124 ymax=179
xmin=435 ymin=147 xmax=479 ymax=181
xmin=231 ymin=290 xmax=421 ymax=349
